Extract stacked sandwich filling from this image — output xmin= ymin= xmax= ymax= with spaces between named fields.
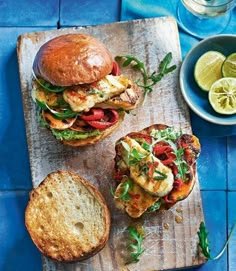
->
xmin=31 ymin=34 xmax=140 ymax=146
xmin=33 ymin=71 xmax=139 ymax=142
xmin=113 ymin=124 xmax=201 ymax=218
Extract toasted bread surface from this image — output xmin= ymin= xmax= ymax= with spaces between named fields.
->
xmin=25 ymin=171 xmax=110 ymax=262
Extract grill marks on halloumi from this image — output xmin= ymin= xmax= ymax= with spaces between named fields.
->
xmin=33 ymin=75 xmax=139 ymax=113
xmin=119 ymin=137 xmax=174 ymax=197
xmin=96 ymin=84 xmax=140 ymax=110
xmin=63 ymin=75 xmax=132 ymax=112
xmin=114 ymin=178 xmax=159 ymax=218
xmin=42 ymin=111 xmax=77 ymax=130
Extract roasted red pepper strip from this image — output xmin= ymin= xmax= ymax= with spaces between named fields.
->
xmin=172 ymin=164 xmax=178 ymax=175
xmin=81 ymin=108 xmax=104 ymax=121
xmin=111 ymin=61 xmax=121 ymax=76
xmin=161 ymin=153 xmax=176 ymax=165
xmin=173 ymin=178 xmax=183 ymax=190
xmin=163 ymin=194 xmax=175 ymax=204
xmin=87 ymin=109 xmax=119 ymax=130
xmin=153 ymin=145 xmax=173 ymax=156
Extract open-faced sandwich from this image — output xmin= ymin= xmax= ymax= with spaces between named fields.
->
xmin=25 ymin=171 xmax=110 ymax=262
xmin=32 ymin=33 xmax=140 ymax=146
xmin=113 ymin=124 xmax=201 ymax=218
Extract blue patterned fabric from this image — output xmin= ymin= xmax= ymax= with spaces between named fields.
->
xmin=121 ymin=0 xmax=236 ymax=137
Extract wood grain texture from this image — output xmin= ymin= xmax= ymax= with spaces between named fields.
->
xmin=17 ymin=17 xmax=205 ymax=271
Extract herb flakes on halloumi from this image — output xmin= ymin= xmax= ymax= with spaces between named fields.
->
xmin=63 ymin=75 xmax=132 ymax=112
xmin=114 ymin=178 xmax=159 ymax=218
xmin=120 ymin=136 xmax=174 ymax=197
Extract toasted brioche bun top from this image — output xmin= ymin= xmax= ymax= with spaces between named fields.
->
xmin=25 ymin=170 xmax=111 ymax=262
xmin=33 ymin=34 xmax=113 ymax=86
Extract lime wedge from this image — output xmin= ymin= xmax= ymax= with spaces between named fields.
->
xmin=222 ymin=53 xmax=236 ymax=78
xmin=194 ymin=51 xmax=226 ymax=92
xmin=209 ymin=77 xmax=236 ymax=115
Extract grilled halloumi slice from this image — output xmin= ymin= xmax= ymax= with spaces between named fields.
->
xmin=63 ymin=75 xmax=132 ymax=112
xmin=32 ymin=80 xmax=63 ymax=107
xmin=96 ymin=84 xmax=140 ymax=110
xmin=120 ymin=137 xmax=174 ymax=197
xmin=114 ymin=178 xmax=159 ymax=218
xmin=42 ymin=111 xmax=76 ymax=130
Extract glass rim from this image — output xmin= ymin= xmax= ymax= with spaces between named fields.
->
xmin=187 ymin=0 xmax=236 ymax=8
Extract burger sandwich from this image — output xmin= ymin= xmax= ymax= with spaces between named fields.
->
xmin=32 ymin=34 xmax=140 ymax=146
xmin=112 ymin=124 xmax=201 ymax=218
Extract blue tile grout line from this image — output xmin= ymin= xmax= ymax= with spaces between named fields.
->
xmin=0 ymin=190 xmax=232 ymax=192
xmin=0 ymin=25 xmax=58 ymax=28
xmin=227 ymin=136 xmax=229 ymax=191
xmin=57 ymin=0 xmax=61 ymax=28
xmin=226 ymin=190 xmax=229 ymax=271
xmin=0 ymin=189 xmax=31 ymax=192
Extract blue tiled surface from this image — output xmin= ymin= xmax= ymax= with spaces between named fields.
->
xmin=228 ymin=137 xmax=236 ymax=191
xmin=197 ymin=137 xmax=227 ymax=191
xmin=0 ymin=191 xmax=41 ymax=271
xmin=195 ymin=191 xmax=227 ymax=271
xmin=0 ymin=27 xmax=55 ymax=190
xmin=0 ymin=1 xmax=235 ymax=271
xmin=228 ymin=192 xmax=236 ymax=271
xmin=0 ymin=0 xmax=59 ymax=26
xmin=60 ymin=0 xmax=121 ymax=26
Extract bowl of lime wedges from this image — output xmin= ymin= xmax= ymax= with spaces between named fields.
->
xmin=180 ymin=34 xmax=236 ymax=125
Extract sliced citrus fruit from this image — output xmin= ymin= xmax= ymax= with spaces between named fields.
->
xmin=222 ymin=52 xmax=236 ymax=78
xmin=194 ymin=51 xmax=226 ymax=92
xmin=209 ymin=77 xmax=236 ymax=115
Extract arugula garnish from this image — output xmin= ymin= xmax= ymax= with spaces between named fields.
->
xmin=126 ymin=226 xmax=145 ymax=264
xmin=154 ymin=170 xmax=167 ymax=180
xmin=36 ymin=99 xmax=78 ymax=120
xmin=136 ymin=127 xmax=188 ymax=181
xmin=147 ymin=200 xmax=162 ymax=212
xmin=121 ymin=141 xmax=147 ymax=166
xmin=112 ymin=178 xmax=133 ymax=202
xmin=116 ymin=53 xmax=176 ymax=104
xmin=198 ymin=222 xmax=211 ymax=260
xmin=32 ymin=71 xmax=66 ymax=93
xmin=150 ymin=127 xmax=182 ymax=141
xmin=167 ymin=140 xmax=189 ymax=181
xmin=198 ymin=221 xmax=236 ymax=261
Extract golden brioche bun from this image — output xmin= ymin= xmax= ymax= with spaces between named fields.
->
xmin=25 ymin=170 xmax=111 ymax=262
xmin=33 ymin=34 xmax=113 ymax=86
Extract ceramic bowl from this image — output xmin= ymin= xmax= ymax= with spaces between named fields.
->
xmin=179 ymin=34 xmax=236 ymax=125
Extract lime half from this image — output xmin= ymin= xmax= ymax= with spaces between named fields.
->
xmin=222 ymin=53 xmax=236 ymax=78
xmin=209 ymin=77 xmax=236 ymax=115
xmin=194 ymin=51 xmax=226 ymax=92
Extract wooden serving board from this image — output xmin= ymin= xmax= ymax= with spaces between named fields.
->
xmin=17 ymin=17 xmax=205 ymax=271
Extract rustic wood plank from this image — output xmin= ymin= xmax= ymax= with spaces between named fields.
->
xmin=17 ymin=17 xmax=205 ymax=271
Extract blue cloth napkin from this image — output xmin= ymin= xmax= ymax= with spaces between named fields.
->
xmin=121 ymin=0 xmax=236 ymax=137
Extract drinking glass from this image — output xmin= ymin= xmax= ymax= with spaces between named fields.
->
xmin=177 ymin=0 xmax=236 ymax=38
